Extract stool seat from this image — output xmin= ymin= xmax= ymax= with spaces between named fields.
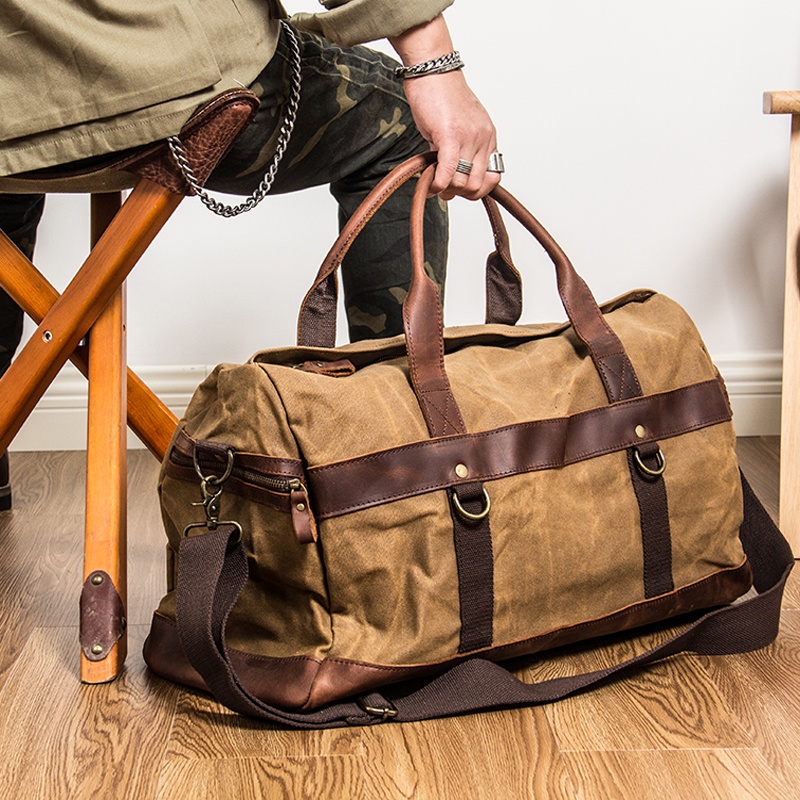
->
xmin=0 ymin=89 xmax=258 ymax=195
xmin=0 ymin=89 xmax=259 ymax=682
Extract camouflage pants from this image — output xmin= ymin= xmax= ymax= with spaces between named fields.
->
xmin=0 ymin=24 xmax=447 ymax=376
xmin=0 ymin=194 xmax=43 ymax=375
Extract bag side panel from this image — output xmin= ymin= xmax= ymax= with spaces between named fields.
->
xmin=156 ymin=362 xmax=333 ymax=662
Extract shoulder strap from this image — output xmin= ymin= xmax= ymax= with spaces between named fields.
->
xmin=174 ymin=474 xmax=794 ymax=727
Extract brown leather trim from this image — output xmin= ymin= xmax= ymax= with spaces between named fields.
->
xmin=80 ymin=571 xmax=126 ymax=662
xmin=404 ymin=166 xmax=467 ymax=438
xmin=489 ymin=185 xmax=643 ymax=404
xmin=144 ymin=613 xmax=323 ymax=709
xmin=297 ymin=153 xmax=437 ymax=348
xmin=115 ymin=90 xmax=260 ymax=194
xmin=172 ymin=429 xmax=305 ymax=479
xmin=165 ymin=429 xmax=306 ymax=512
xmin=305 ymin=559 xmax=753 ymax=707
xmin=13 ymin=90 xmax=260 ymax=196
xmin=483 ymin=196 xmax=523 ymax=326
xmin=308 ymin=378 xmax=732 ymax=519
xmin=164 ymin=460 xmax=295 ymax=513
xmin=145 ymin=560 xmax=751 ymax=711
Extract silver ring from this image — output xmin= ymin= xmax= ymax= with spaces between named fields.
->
xmin=455 ymin=159 xmax=474 ymax=175
xmin=487 ymin=152 xmax=505 ymax=174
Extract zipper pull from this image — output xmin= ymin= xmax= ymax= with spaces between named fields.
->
xmin=289 ymin=480 xmax=317 ymax=544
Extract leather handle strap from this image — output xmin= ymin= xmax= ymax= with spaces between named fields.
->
xmin=296 ymin=153 xmax=521 ymax=347
xmin=404 ymin=165 xmax=467 ymax=437
xmin=175 ymin=474 xmax=794 ymax=728
xmin=487 ymin=185 xmax=642 ymax=402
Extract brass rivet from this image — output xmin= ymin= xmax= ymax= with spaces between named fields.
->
xmin=91 ymin=644 xmax=104 ymax=656
xmin=635 ymin=425 xmax=646 ymax=439
xmin=91 ymin=574 xmax=104 ymax=585
xmin=42 ymin=330 xmax=53 ymax=343
xmin=455 ymin=463 xmax=469 ymax=479
xmin=296 ymin=503 xmax=306 ymax=512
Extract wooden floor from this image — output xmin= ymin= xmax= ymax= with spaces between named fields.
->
xmin=0 ymin=438 xmax=797 ymax=799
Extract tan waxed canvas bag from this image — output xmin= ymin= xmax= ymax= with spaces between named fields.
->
xmin=144 ymin=154 xmax=793 ymax=727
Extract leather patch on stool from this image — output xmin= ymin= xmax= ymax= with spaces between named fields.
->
xmin=79 ymin=571 xmax=126 ymax=662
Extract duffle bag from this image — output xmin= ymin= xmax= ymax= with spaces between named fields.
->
xmin=143 ymin=153 xmax=794 ymax=728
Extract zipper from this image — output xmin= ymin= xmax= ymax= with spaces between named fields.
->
xmin=170 ymin=449 xmax=317 ymax=544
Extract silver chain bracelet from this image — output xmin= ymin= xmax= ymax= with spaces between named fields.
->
xmin=394 ymin=50 xmax=464 ymax=80
xmin=167 ymin=20 xmax=302 ymax=217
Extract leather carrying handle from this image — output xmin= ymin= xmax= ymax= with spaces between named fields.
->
xmin=296 ymin=153 xmax=522 ymax=347
xmin=299 ymin=155 xmax=642 ymax=415
xmin=174 ymin=474 xmax=794 ymax=728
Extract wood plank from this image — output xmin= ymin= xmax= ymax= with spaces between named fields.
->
xmin=3 ymin=450 xmax=87 ymax=518
xmin=0 ymin=446 xmax=797 ymax=798
xmin=126 ymin=449 xmax=173 ymax=625
xmin=705 ymin=610 xmax=800 ymax=792
xmin=362 ymin=708 xmax=575 ymax=799
xmin=165 ymin=690 xmax=362 ymax=760
xmin=537 ymin=627 xmax=751 ymax=751
xmin=0 ymin=626 xmax=179 ymax=798
xmin=156 ymin=756 xmax=364 ymax=800
xmin=563 ymin=748 xmax=793 ymax=800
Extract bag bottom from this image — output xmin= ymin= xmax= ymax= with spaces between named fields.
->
xmin=143 ymin=558 xmax=752 ymax=711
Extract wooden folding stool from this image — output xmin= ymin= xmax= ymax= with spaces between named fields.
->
xmin=764 ymin=91 xmax=800 ymax=556
xmin=0 ymin=89 xmax=259 ymax=683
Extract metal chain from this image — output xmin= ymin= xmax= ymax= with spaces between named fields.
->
xmin=167 ymin=20 xmax=302 ymax=217
xmin=394 ymin=50 xmax=464 ymax=80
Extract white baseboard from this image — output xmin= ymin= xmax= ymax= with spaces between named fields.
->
xmin=7 ymin=353 xmax=782 ymax=452
xmin=10 ymin=365 xmax=212 ymax=452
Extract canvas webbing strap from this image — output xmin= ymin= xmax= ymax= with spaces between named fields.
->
xmin=175 ymin=475 xmax=794 ymax=728
xmin=449 ymin=482 xmax=495 ymax=653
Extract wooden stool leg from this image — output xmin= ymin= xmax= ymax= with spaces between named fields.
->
xmin=81 ymin=193 xmax=127 ymax=682
xmin=780 ymin=114 xmax=800 ymax=555
xmin=81 ymin=284 xmax=128 ymax=681
xmin=0 ymin=178 xmax=182 ymax=456
xmin=0 ymin=231 xmax=176 ymax=459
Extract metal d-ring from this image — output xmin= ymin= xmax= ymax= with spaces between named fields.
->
xmin=193 ymin=446 xmax=235 ymax=485
xmin=633 ymin=446 xmax=667 ymax=477
xmin=451 ymin=487 xmax=492 ymax=521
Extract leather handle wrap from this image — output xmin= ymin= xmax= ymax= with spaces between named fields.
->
xmin=404 ymin=165 xmax=467 ymax=437
xmin=298 ymin=153 xmax=641 ymax=405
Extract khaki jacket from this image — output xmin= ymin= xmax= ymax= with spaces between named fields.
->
xmin=0 ymin=0 xmax=452 ymax=175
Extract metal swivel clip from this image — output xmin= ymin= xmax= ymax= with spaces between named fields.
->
xmin=183 ymin=446 xmax=243 ymax=542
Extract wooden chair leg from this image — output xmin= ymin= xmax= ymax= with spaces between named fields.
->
xmin=80 ymin=194 xmax=127 ymax=682
xmin=764 ymin=93 xmax=800 ymax=555
xmin=780 ymin=114 xmax=800 ymax=555
xmin=0 ymin=178 xmax=182 ymax=456
xmin=81 ymin=284 xmax=128 ymax=681
xmin=0 ymin=229 xmax=176 ymax=459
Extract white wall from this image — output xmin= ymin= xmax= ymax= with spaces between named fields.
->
xmin=12 ymin=1 xmax=800 ymax=449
